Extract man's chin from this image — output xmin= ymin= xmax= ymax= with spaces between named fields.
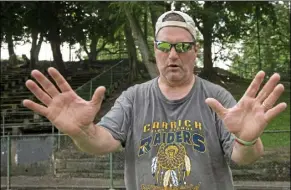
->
xmin=166 ymin=75 xmax=184 ymax=83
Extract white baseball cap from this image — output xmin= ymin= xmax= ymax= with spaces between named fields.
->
xmin=155 ymin=10 xmax=196 ymax=40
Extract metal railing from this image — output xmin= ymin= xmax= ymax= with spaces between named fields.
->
xmin=1 ymin=59 xmax=130 ymax=135
xmin=0 ymin=131 xmax=290 ymax=189
xmin=0 ymin=59 xmax=289 ymax=189
xmin=1 ymin=133 xmax=123 ymax=190
xmin=75 ymin=59 xmax=129 ymax=100
xmin=1 ymin=59 xmax=130 ymax=189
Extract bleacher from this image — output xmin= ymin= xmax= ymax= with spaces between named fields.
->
xmin=1 ymin=59 xmax=130 ymax=136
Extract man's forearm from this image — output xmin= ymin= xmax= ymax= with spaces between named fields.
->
xmin=70 ymin=123 xmax=121 ymax=155
xmin=231 ymin=138 xmax=264 ymax=165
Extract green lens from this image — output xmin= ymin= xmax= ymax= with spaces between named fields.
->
xmin=157 ymin=42 xmax=171 ymax=52
xmin=176 ymin=43 xmax=192 ymax=53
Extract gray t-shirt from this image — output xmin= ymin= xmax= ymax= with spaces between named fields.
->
xmin=97 ymin=76 xmax=237 ymax=190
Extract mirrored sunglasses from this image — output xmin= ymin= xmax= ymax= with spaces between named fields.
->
xmin=154 ymin=41 xmax=195 ymax=53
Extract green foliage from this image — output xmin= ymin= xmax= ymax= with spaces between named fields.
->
xmin=230 ymin=2 xmax=290 ymax=80
xmin=68 ymin=2 xmax=118 ymax=44
xmin=185 ymin=2 xmax=276 ymax=43
xmin=2 ymin=1 xmax=288 ymax=78
xmin=0 ymin=2 xmax=26 ymax=43
xmin=175 ymin=2 xmax=279 ymax=74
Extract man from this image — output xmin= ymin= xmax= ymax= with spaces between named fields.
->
xmin=23 ymin=11 xmax=287 ymax=190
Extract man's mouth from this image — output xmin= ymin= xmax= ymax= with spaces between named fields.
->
xmin=168 ymin=65 xmax=179 ymax=68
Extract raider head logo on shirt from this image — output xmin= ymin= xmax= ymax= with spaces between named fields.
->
xmin=139 ymin=120 xmax=204 ymax=189
xmin=141 ymin=143 xmax=201 ymax=190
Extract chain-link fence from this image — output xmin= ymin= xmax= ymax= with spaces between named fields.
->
xmin=1 ymin=132 xmax=290 ymax=189
xmin=0 ymin=134 xmax=124 ymax=189
xmin=0 ymin=59 xmax=132 ymax=189
xmin=1 ymin=56 xmax=289 ymax=189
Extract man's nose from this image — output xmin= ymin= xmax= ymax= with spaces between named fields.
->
xmin=168 ymin=46 xmax=179 ymax=60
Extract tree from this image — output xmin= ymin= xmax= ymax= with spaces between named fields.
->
xmin=114 ymin=2 xmax=168 ymax=78
xmin=124 ymin=21 xmax=138 ymax=82
xmin=24 ymin=1 xmax=85 ymax=72
xmin=229 ymin=2 xmax=290 ymax=80
xmin=21 ymin=2 xmax=45 ymax=68
xmin=67 ymin=2 xmax=118 ymax=64
xmin=0 ymin=2 xmax=25 ymax=57
xmin=181 ymin=2 xmax=277 ymax=79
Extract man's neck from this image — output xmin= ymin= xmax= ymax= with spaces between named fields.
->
xmin=158 ymin=75 xmax=195 ymax=100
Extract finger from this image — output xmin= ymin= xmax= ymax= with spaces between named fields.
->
xmin=205 ymin=98 xmax=228 ymax=119
xmin=26 ymin=80 xmax=52 ymax=106
xmin=244 ymin=71 xmax=265 ymax=98
xmin=262 ymin=84 xmax=285 ymax=111
xmin=31 ymin=70 xmax=60 ymax=98
xmin=91 ymin=86 xmax=106 ymax=106
xmin=47 ymin=67 xmax=72 ymax=92
xmin=256 ymin=73 xmax=281 ymax=103
xmin=23 ymin=99 xmax=48 ymax=117
xmin=265 ymin=102 xmax=287 ymax=123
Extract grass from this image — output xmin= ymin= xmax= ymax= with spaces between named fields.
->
xmin=226 ymin=80 xmax=290 ymax=148
xmin=261 ymin=88 xmax=290 ymax=148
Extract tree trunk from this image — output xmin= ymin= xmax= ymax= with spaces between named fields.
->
xmin=124 ymin=23 xmax=138 ymax=83
xmin=48 ymin=2 xmax=66 ymax=74
xmin=202 ymin=30 xmax=213 ymax=76
xmin=35 ymin=33 xmax=43 ymax=64
xmin=30 ymin=29 xmax=38 ymax=69
xmin=30 ymin=31 xmax=43 ymax=69
xmin=164 ymin=2 xmax=171 ymax=11
xmin=143 ymin=5 xmax=148 ymax=46
xmin=82 ymin=44 xmax=91 ymax=69
xmin=149 ymin=4 xmax=159 ymax=36
xmin=89 ymin=36 xmax=97 ymax=62
xmin=48 ymin=26 xmax=66 ymax=73
xmin=175 ymin=1 xmax=182 ymax=11
xmin=201 ymin=2 xmax=215 ymax=78
xmin=50 ymin=41 xmax=65 ymax=73
xmin=256 ymin=5 xmax=262 ymax=71
xmin=6 ymin=33 xmax=14 ymax=56
xmin=125 ymin=10 xmax=158 ymax=78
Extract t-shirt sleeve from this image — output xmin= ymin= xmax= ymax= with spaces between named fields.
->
xmin=215 ymin=87 xmax=237 ymax=162
xmin=96 ymin=88 xmax=133 ymax=147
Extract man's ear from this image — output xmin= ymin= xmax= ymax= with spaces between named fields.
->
xmin=153 ymin=40 xmax=158 ymax=50
xmin=194 ymin=43 xmax=199 ymax=53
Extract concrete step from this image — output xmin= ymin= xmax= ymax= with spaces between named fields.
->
xmin=55 ymin=169 xmax=124 ymax=179
xmin=1 ymin=176 xmax=290 ymax=190
xmin=55 ymin=160 xmax=124 ymax=172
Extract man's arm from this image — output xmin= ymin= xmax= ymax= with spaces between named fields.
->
xmin=206 ymin=72 xmax=286 ymax=166
xmin=71 ymin=86 xmax=135 ymax=155
xmin=22 ymin=67 xmax=127 ymax=155
xmin=70 ymin=122 xmax=121 ymax=155
xmin=231 ymin=138 xmax=264 ymax=165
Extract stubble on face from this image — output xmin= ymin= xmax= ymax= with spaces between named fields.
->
xmin=155 ymin=27 xmax=197 ymax=87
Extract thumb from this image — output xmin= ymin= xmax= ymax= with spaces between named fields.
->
xmin=205 ymin=98 xmax=228 ymax=119
xmin=91 ymin=86 xmax=106 ymax=106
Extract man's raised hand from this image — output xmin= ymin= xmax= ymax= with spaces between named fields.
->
xmin=23 ymin=67 xmax=106 ymax=137
xmin=205 ymin=71 xmax=287 ymax=142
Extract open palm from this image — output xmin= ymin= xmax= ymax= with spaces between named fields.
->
xmin=206 ymin=71 xmax=287 ymax=142
xmin=23 ymin=67 xmax=105 ymax=137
